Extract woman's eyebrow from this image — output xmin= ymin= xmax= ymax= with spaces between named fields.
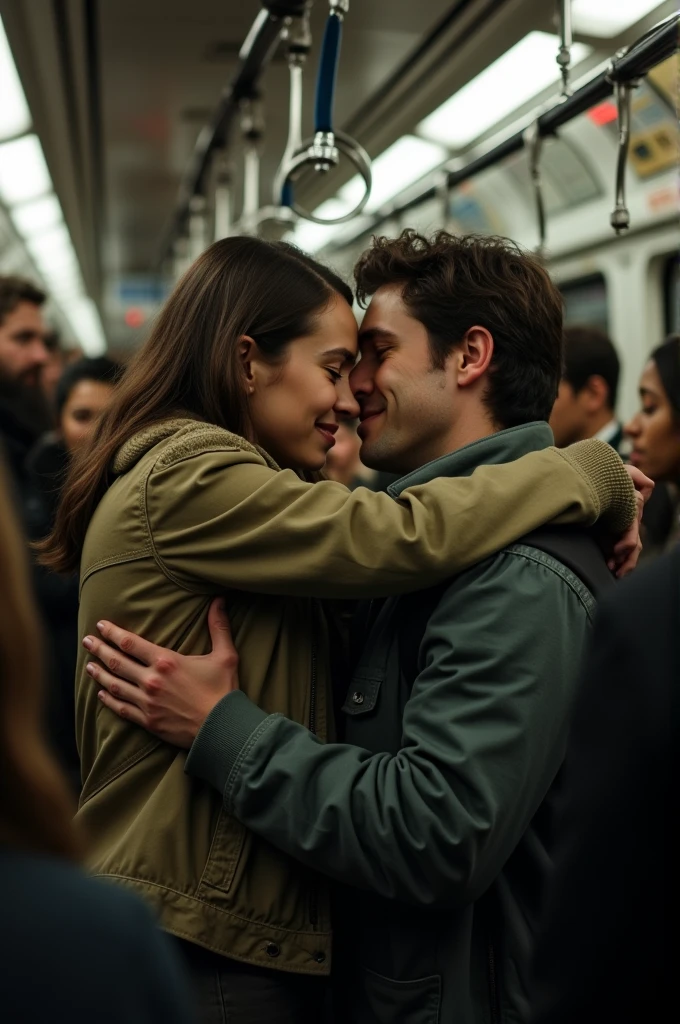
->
xmin=320 ymin=347 xmax=357 ymax=363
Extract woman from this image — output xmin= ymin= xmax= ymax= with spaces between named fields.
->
xmin=28 ymin=356 xmax=122 ymax=527
xmin=40 ymin=237 xmax=634 ymax=1023
xmin=626 ymin=334 xmax=680 ymax=555
xmin=26 ymin=356 xmax=121 ymax=791
xmin=0 ymin=459 xmax=192 ymax=1024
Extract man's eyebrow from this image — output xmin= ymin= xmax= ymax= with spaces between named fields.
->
xmin=358 ymin=327 xmax=397 ymax=343
xmin=320 ymin=347 xmax=357 ymax=363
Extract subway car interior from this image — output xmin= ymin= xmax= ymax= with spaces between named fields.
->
xmin=0 ymin=2 xmax=678 ymax=1023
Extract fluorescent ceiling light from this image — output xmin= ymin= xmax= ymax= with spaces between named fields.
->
xmin=572 ymin=0 xmax=664 ymax=37
xmin=418 ymin=32 xmax=591 ymax=149
xmin=11 ymin=193 xmax=64 ymax=238
xmin=0 ymin=134 xmax=51 ymax=204
xmin=340 ymin=136 xmax=447 ymax=215
xmin=67 ymin=296 xmax=107 ymax=356
xmin=26 ymin=224 xmax=76 ymax=268
xmin=0 ymin=16 xmax=31 ymax=141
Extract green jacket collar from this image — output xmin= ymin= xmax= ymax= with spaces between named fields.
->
xmin=388 ymin=421 xmax=554 ymax=497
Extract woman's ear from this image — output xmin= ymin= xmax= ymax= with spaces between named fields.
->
xmin=238 ymin=336 xmax=257 ymax=394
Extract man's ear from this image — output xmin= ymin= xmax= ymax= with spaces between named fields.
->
xmin=582 ymin=374 xmax=610 ymax=412
xmin=455 ymin=326 xmax=494 ymax=388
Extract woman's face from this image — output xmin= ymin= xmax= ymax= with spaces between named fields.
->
xmin=246 ymin=296 xmax=360 ymax=471
xmin=625 ymin=359 xmax=680 ymax=482
xmin=60 ymin=379 xmax=116 ymax=453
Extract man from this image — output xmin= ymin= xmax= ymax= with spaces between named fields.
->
xmin=84 ymin=232 xmax=639 ymax=1023
xmin=550 ymin=324 xmax=624 ymax=453
xmin=0 ymin=275 xmax=50 ymax=501
xmin=530 ymin=544 xmax=677 ymax=1024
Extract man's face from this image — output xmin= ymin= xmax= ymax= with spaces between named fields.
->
xmin=0 ymin=302 xmax=49 ymax=387
xmin=549 ymin=379 xmax=589 ymax=447
xmin=350 ymin=285 xmax=456 ymax=475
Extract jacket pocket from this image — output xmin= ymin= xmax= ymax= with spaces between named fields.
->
xmin=355 ymin=967 xmax=441 ymax=1024
xmin=197 ymin=807 xmax=246 ymax=896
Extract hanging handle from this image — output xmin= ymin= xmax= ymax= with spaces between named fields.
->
xmin=275 ymin=0 xmax=372 ymax=225
xmin=609 ymin=76 xmax=638 ymax=234
xmin=525 ymin=121 xmax=547 ymax=256
xmin=556 ymin=0 xmax=573 ymax=98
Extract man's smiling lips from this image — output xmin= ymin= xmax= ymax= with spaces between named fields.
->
xmin=357 ymin=410 xmax=385 ymax=438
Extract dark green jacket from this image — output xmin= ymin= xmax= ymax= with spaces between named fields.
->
xmin=186 ymin=423 xmax=611 ymax=1021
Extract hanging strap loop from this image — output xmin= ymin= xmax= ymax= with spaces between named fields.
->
xmin=276 ymin=0 xmax=372 ymax=224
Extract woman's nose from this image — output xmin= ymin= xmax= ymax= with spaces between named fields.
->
xmin=334 ymin=376 xmax=360 ymax=419
xmin=624 ymin=413 xmax=641 ymax=438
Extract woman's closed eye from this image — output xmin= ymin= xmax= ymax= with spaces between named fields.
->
xmin=325 ymin=367 xmax=344 ymax=382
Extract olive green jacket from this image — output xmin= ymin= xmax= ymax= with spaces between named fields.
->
xmin=75 ymin=418 xmax=634 ymax=975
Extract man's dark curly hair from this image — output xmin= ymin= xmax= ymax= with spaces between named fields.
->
xmin=0 ymin=275 xmax=46 ymax=328
xmin=354 ymin=230 xmax=564 ymax=428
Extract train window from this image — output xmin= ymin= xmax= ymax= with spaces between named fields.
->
xmin=664 ymin=255 xmax=680 ymax=335
xmin=560 ymin=274 xmax=609 ymax=333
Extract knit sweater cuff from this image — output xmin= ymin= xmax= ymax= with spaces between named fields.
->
xmin=185 ymin=691 xmax=271 ymax=806
xmin=557 ymin=438 xmax=636 ymax=535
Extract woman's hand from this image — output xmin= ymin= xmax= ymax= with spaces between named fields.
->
xmin=83 ymin=597 xmax=239 ymax=748
xmin=606 ymin=465 xmax=653 ymax=577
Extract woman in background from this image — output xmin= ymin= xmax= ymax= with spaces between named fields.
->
xmin=626 ymin=333 xmax=680 ymax=555
xmin=0 ymin=459 xmax=192 ymax=1024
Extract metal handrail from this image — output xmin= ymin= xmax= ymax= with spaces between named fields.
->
xmin=334 ymin=12 xmax=679 ymax=249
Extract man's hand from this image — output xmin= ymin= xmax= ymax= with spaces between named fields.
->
xmin=83 ymin=597 xmax=239 ymax=748
xmin=606 ymin=465 xmax=653 ymax=577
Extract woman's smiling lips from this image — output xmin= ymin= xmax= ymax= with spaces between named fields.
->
xmin=315 ymin=423 xmax=338 ymax=448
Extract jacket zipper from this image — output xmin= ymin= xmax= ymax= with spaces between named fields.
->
xmin=309 ymin=638 xmax=318 ymax=928
xmin=488 ymin=941 xmax=500 ymax=1024
xmin=309 ymin=639 xmax=318 ymax=735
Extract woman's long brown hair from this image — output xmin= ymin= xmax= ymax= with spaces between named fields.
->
xmin=39 ymin=237 xmax=353 ymax=575
xmin=0 ymin=462 xmax=80 ymax=859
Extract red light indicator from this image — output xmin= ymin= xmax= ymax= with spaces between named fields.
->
xmin=124 ymin=307 xmax=145 ymax=328
xmin=588 ymin=102 xmax=618 ymax=127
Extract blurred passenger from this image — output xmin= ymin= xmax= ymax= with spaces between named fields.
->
xmin=324 ymin=417 xmax=374 ymax=488
xmin=35 ymin=237 xmax=639 ymax=1024
xmin=529 ymin=545 xmax=677 ymax=1024
xmin=550 ymin=325 xmax=624 ymax=452
xmin=0 ymin=458 xmax=193 ymax=1024
xmin=626 ymin=334 xmax=680 ymax=554
xmin=0 ymin=276 xmax=50 ymax=505
xmin=69 ymin=233 xmax=643 ymax=1024
xmin=28 ymin=356 xmax=122 ymax=525
xmin=39 ymin=330 xmax=67 ymax=415
xmin=25 ymin=357 xmax=121 ymax=791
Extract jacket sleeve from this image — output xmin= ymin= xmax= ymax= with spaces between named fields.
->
xmin=147 ymin=439 xmax=634 ymax=599
xmin=185 ymin=552 xmax=593 ymax=906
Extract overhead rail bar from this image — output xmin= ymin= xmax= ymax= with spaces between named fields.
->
xmin=335 ymin=12 xmax=679 ymax=249
xmin=160 ymin=0 xmax=309 ymax=261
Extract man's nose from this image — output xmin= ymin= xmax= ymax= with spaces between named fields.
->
xmin=349 ymin=360 xmax=373 ymax=399
xmin=31 ymin=340 xmax=50 ymax=367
